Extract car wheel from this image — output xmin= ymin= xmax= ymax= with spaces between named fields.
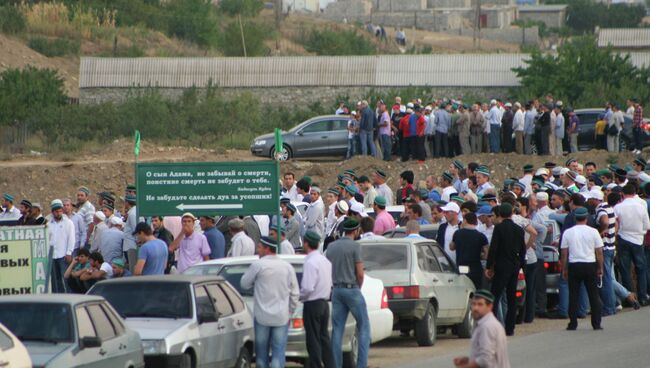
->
xmin=179 ymin=352 xmax=193 ymax=368
xmin=342 ymin=329 xmax=358 ymax=368
xmin=414 ymin=303 xmax=437 ymax=347
xmin=456 ymin=300 xmax=474 ymax=339
xmin=270 ymin=145 xmax=292 ymax=161
xmin=235 ymin=347 xmax=251 ymax=368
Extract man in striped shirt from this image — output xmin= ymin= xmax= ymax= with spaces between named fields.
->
xmin=595 ymin=190 xmax=617 ymax=316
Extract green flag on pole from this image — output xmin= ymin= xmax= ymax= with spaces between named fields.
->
xmin=274 ymin=128 xmax=283 ymax=161
xmin=134 ymin=130 xmax=141 ymax=157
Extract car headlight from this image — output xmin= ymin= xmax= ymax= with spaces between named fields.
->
xmin=142 ymin=339 xmax=167 ymax=355
xmin=254 ymin=140 xmax=267 ymax=146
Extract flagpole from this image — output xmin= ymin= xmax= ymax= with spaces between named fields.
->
xmin=134 ymin=130 xmax=141 ymax=223
xmin=274 ymin=128 xmax=283 ymax=253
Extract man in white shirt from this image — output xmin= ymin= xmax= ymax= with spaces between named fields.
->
xmin=373 ymin=170 xmax=394 ymax=206
xmin=513 ymin=102 xmax=525 ymax=154
xmin=48 ymin=199 xmax=76 ymax=293
xmin=560 ymin=207 xmax=604 ymax=330
xmin=282 ymin=172 xmax=303 ymax=202
xmin=241 ymin=237 xmax=299 ymax=368
xmin=0 ymin=193 xmax=21 ymax=222
xmin=300 ymin=231 xmax=334 ymax=367
xmin=227 ymin=218 xmax=255 ymax=257
xmin=441 ymin=172 xmax=457 ymax=202
xmin=614 ymin=184 xmax=650 ymax=306
xmin=305 ymin=187 xmax=325 ymax=239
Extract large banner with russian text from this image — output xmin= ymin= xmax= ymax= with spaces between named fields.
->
xmin=0 ymin=226 xmax=49 ymax=295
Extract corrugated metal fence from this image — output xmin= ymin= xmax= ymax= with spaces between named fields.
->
xmin=80 ymin=53 xmax=650 ymax=89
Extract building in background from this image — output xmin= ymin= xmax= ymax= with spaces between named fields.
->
xmin=517 ymin=4 xmax=568 ymax=28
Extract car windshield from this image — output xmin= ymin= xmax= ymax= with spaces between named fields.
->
xmin=184 ymin=264 xmax=224 ymax=276
xmin=89 ymin=282 xmax=192 ymax=319
xmin=219 ymin=263 xmax=303 ymax=296
xmin=0 ymin=303 xmax=73 ymax=343
xmin=361 ymin=244 xmax=408 ymax=271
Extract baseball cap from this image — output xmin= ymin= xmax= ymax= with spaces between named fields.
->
xmin=440 ymin=202 xmax=460 ymax=214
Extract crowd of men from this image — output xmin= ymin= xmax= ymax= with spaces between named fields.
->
xmin=337 ymin=95 xmax=645 ymax=162
xmin=5 ymin=152 xmax=650 ymax=366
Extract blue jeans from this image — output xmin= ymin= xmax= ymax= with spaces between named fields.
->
xmin=489 ymin=125 xmax=501 ymax=153
xmin=50 ymin=257 xmax=68 ymax=293
xmin=601 ymin=249 xmax=617 ymax=315
xmin=612 ymin=264 xmax=631 ymax=301
xmin=558 ymin=275 xmax=588 ymax=317
xmin=254 ymin=320 xmax=289 ymax=368
xmin=617 ymin=237 xmax=647 ymax=303
xmin=359 ymin=130 xmax=376 ymax=157
xmin=380 ymin=134 xmax=391 ymax=161
xmin=332 ymin=287 xmax=370 ymax=368
xmin=346 ymin=137 xmax=357 ymax=159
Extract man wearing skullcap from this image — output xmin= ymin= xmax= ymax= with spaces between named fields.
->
xmin=227 ymin=217 xmax=255 ymax=257
xmin=359 ymin=176 xmax=377 ymax=209
xmin=17 ymin=199 xmax=33 ymax=225
xmin=62 ymin=198 xmax=87 ymax=256
xmin=325 ymin=187 xmax=340 ymax=235
xmin=325 ymin=201 xmax=349 ymax=248
xmin=300 ymin=231 xmax=334 ymax=368
xmin=326 ymin=219 xmax=370 ymax=368
xmin=48 ymin=199 xmax=75 ymax=293
xmin=122 ymin=194 xmax=140 ymax=272
xmin=282 ymin=203 xmax=302 ymax=250
xmin=89 ymin=211 xmax=108 ymax=253
xmin=0 ymin=193 xmax=20 ymax=222
xmin=453 ymin=290 xmax=510 ymax=368
xmin=241 ymin=236 xmax=299 ymax=368
xmin=475 ymin=166 xmax=495 ymax=195
xmin=305 ymin=187 xmax=325 ymax=240
xmin=269 ymin=224 xmax=295 ymax=255
xmin=76 ymin=186 xmax=95 ymax=245
xmin=99 ymin=215 xmax=125 ymax=265
xmin=373 ymin=169 xmax=394 ymax=206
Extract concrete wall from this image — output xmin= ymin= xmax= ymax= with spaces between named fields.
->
xmin=376 ymin=0 xmax=426 ymax=11
xmin=518 ymin=10 xmax=566 ymax=28
xmin=322 ymin=0 xmax=372 ymax=18
xmin=445 ymin=26 xmax=539 ymax=44
xmin=427 ymin=0 xmax=471 ymax=8
xmin=80 ymin=86 xmax=511 ymax=106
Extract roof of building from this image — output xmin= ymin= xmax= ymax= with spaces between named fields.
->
xmin=598 ymin=28 xmax=650 ymax=48
xmin=518 ymin=5 xmax=568 ymax=12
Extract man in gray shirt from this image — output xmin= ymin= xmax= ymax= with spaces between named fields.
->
xmin=359 ymin=100 xmax=377 ymax=157
xmin=241 ymin=237 xmax=299 ymax=368
xmin=326 ymin=218 xmax=370 ymax=368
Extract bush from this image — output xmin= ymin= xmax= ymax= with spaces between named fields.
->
xmin=545 ymin=0 xmax=645 ymax=33
xmin=0 ymin=5 xmax=26 ymax=34
xmin=166 ymin=0 xmax=220 ymax=48
xmin=219 ymin=20 xmax=270 ymax=56
xmin=303 ymin=28 xmax=376 ymax=56
xmin=28 ymin=36 xmax=80 ymax=57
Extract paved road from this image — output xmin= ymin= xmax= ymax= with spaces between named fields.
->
xmin=399 ymin=308 xmax=650 ymax=368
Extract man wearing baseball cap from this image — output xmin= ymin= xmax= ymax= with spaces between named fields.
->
xmin=436 ymin=202 xmax=461 ymax=263
xmin=169 ymin=213 xmax=211 ymax=273
xmin=241 ymin=237 xmax=299 ymax=368
xmin=48 ymin=199 xmax=75 ymax=293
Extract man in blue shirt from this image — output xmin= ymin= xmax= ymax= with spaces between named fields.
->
xmin=435 ymin=103 xmax=451 ymax=158
xmin=523 ymin=102 xmax=536 ymax=155
xmin=133 ymin=222 xmax=168 ymax=275
xmin=200 ymin=216 xmax=226 ymax=259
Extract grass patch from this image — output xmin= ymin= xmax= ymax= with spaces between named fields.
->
xmin=28 ymin=36 xmax=80 ymax=57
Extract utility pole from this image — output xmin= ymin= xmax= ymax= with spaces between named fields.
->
xmin=275 ymin=0 xmax=282 ymax=51
xmin=476 ymin=0 xmax=482 ymax=50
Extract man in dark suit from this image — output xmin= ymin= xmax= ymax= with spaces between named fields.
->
xmin=485 ymin=203 xmax=526 ymax=336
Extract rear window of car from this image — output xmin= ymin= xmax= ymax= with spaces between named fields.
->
xmin=360 ymin=244 xmax=408 ymax=271
xmin=89 ymin=282 xmax=192 ymax=319
xmin=220 ymin=263 xmax=303 ymax=296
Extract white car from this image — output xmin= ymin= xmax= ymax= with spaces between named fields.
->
xmin=0 ymin=323 xmax=31 ymax=368
xmin=185 ymin=255 xmax=394 ymax=367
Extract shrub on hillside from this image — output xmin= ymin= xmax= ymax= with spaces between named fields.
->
xmin=303 ymin=28 xmax=376 ymax=56
xmin=220 ymin=21 xmax=270 ymax=56
xmin=0 ymin=5 xmax=26 ymax=34
xmin=28 ymin=36 xmax=80 ymax=57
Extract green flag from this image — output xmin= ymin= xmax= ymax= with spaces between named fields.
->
xmin=274 ymin=128 xmax=283 ymax=161
xmin=134 ymin=130 xmax=141 ymax=157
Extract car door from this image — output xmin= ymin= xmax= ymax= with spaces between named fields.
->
xmin=429 ymin=244 xmax=465 ymax=321
xmin=195 ymin=285 xmax=225 ymax=368
xmin=576 ymin=112 xmax=599 ymax=150
xmin=205 ymin=283 xmax=237 ymax=367
xmin=219 ymin=283 xmax=252 ymax=354
xmin=293 ymin=119 xmax=331 ymax=156
xmin=329 ymin=119 xmax=351 ymax=156
xmin=86 ymin=304 xmax=124 ymax=368
xmin=74 ymin=305 xmax=110 ymax=368
xmin=100 ymin=303 xmax=140 ymax=368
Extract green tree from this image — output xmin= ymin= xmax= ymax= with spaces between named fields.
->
xmin=303 ymin=28 xmax=376 ymax=56
xmin=219 ymin=0 xmax=263 ymax=17
xmin=544 ymin=0 xmax=645 ymax=33
xmin=0 ymin=67 xmax=67 ymax=127
xmin=220 ymin=21 xmax=270 ymax=56
xmin=512 ymin=36 xmax=650 ymax=107
xmin=166 ymin=0 xmax=219 ymax=48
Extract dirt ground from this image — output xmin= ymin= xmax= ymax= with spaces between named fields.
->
xmin=0 ymin=138 xmax=641 ymax=211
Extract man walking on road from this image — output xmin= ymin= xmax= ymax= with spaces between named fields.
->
xmin=301 ymin=231 xmax=334 ymax=368
xmin=453 ymin=290 xmax=510 ymax=368
xmin=485 ymin=203 xmax=526 ymax=336
xmin=560 ymin=207 xmax=604 ymax=330
xmin=326 ymin=219 xmax=370 ymax=368
xmin=241 ymin=237 xmax=299 ymax=368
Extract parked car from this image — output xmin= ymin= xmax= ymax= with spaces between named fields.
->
xmin=0 ymin=294 xmax=144 ymax=368
xmin=88 ymin=275 xmax=254 ymax=368
xmin=530 ymin=108 xmax=649 ymax=153
xmin=183 ymin=255 xmax=394 ymax=367
xmin=251 ymin=115 xmax=350 ymax=160
xmin=382 ymin=224 xmax=440 ymax=240
xmin=358 ymin=238 xmax=475 ymax=346
xmin=0 ymin=322 xmax=31 ymax=368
